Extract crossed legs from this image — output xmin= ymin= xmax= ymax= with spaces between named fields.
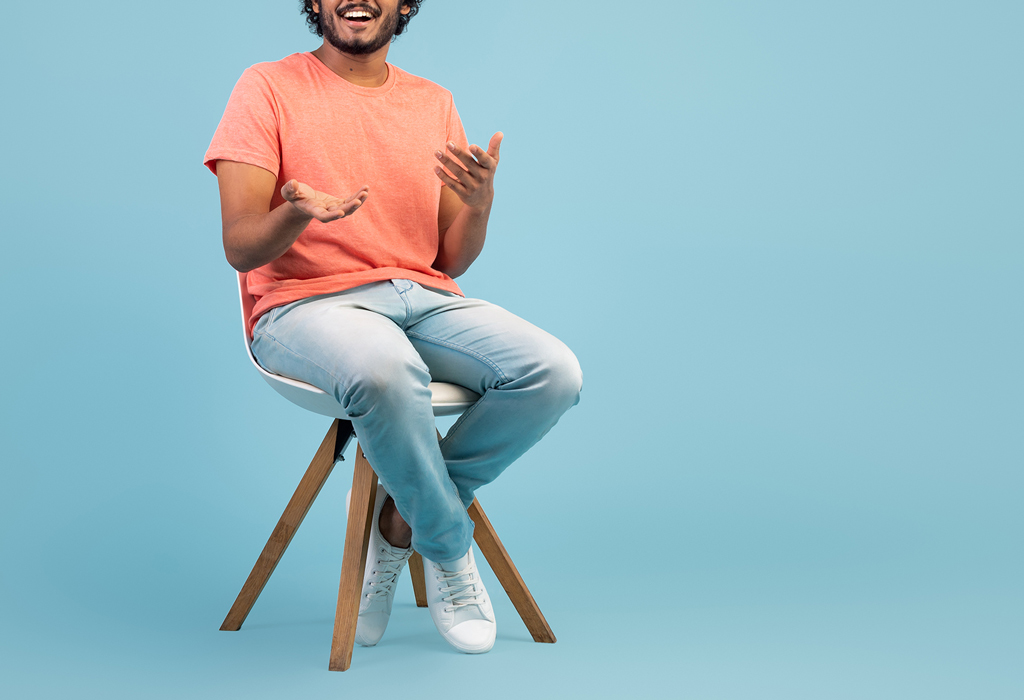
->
xmin=250 ymin=279 xmax=582 ymax=563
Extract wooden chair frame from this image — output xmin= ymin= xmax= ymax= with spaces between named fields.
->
xmin=220 ymin=418 xmax=555 ymax=671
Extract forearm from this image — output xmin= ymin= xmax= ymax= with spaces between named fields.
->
xmin=434 ymin=203 xmax=491 ymax=278
xmin=224 ymin=201 xmax=313 ymax=272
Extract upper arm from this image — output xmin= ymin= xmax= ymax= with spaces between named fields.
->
xmin=206 ymin=67 xmax=282 ymax=233
xmin=216 ymin=160 xmax=278 ymax=234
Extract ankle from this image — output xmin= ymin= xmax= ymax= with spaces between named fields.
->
xmin=378 ymin=496 xmax=412 ymax=549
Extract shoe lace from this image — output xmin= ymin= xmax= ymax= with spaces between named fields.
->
xmin=435 ymin=563 xmax=485 ymax=613
xmin=366 ymin=546 xmax=409 ymax=602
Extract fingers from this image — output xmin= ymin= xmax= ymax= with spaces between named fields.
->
xmin=343 ymin=185 xmax=370 ymax=204
xmin=306 ymin=189 xmax=369 ymax=223
xmin=466 ymin=132 xmax=502 ymax=170
xmin=434 ymin=145 xmax=478 ymax=184
xmin=339 ymin=189 xmax=369 ymax=215
xmin=433 ymin=164 xmax=468 ymax=196
xmin=319 ymin=189 xmax=369 ymax=222
xmin=461 ymin=133 xmax=503 ymax=170
xmin=446 ymin=141 xmax=486 ymax=176
xmin=434 ymin=136 xmax=504 ymax=186
xmin=469 ymin=144 xmax=498 ymax=170
xmin=284 ymin=180 xmax=369 ymax=222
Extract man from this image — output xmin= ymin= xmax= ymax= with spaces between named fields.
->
xmin=205 ymin=0 xmax=581 ymax=655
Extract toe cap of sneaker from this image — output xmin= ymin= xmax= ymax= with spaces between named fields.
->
xmin=354 ymin=611 xmax=390 ymax=647
xmin=443 ymin=619 xmax=496 ymax=654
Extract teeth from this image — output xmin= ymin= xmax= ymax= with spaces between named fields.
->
xmin=343 ymin=11 xmax=373 ymax=19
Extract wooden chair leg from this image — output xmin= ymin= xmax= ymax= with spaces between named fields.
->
xmin=469 ymin=498 xmax=556 ymax=643
xmin=221 ymin=419 xmax=353 ymax=631
xmin=408 ymin=552 xmax=429 ymax=607
xmin=329 ymin=444 xmax=378 ymax=671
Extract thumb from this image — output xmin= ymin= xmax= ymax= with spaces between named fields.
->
xmin=281 ymin=179 xmax=302 ymax=201
xmin=487 ymin=132 xmax=504 ymax=160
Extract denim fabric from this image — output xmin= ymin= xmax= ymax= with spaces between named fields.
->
xmin=250 ymin=280 xmax=582 ymax=562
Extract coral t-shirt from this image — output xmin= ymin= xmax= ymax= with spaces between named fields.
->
xmin=204 ymin=52 xmax=467 ymax=336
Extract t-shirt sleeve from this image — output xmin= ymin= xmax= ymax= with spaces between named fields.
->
xmin=445 ymin=95 xmax=471 ymax=153
xmin=204 ymin=67 xmax=281 ymax=176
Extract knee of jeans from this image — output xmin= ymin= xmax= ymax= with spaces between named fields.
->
xmin=339 ymin=355 xmax=430 ymax=415
xmin=540 ymin=345 xmax=583 ymax=409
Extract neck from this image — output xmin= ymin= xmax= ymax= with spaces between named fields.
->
xmin=312 ymin=42 xmax=391 ymax=87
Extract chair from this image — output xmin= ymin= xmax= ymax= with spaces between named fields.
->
xmin=221 ymin=273 xmax=556 ymax=671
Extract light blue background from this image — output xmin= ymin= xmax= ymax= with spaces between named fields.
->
xmin=1 ymin=1 xmax=1021 ymax=698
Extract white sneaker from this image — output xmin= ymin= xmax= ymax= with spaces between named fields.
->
xmin=421 ymin=547 xmax=496 ymax=654
xmin=345 ymin=483 xmax=413 ymax=647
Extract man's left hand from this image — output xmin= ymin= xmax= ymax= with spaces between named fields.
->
xmin=434 ymin=132 xmax=503 ymax=211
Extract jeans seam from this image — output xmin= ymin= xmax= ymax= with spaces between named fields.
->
xmin=401 ymin=291 xmax=412 ymax=329
xmin=438 ymin=384 xmax=493 ymax=451
xmin=392 ymin=280 xmax=413 ymax=329
xmin=404 ymin=331 xmax=510 ymax=384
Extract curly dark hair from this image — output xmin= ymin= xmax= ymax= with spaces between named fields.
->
xmin=301 ymin=1 xmax=423 ymax=38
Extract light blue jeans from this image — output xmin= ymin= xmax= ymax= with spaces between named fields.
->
xmin=250 ymin=279 xmax=582 ymax=562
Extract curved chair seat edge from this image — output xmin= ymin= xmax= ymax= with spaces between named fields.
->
xmin=255 ymin=364 xmax=479 ymax=419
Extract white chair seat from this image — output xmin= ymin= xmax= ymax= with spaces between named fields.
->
xmin=238 ymin=273 xmax=481 ymax=418
xmin=252 ymin=362 xmax=480 ymax=418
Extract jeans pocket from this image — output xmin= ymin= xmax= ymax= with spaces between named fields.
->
xmin=253 ymin=307 xmax=279 ymax=340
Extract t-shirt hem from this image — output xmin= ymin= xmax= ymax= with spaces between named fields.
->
xmin=204 ymin=149 xmax=280 ymax=177
xmin=246 ymin=268 xmax=464 ymax=337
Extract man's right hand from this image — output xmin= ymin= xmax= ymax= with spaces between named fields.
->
xmin=281 ymin=179 xmax=370 ymax=222
xmin=217 ymin=160 xmax=372 ymax=272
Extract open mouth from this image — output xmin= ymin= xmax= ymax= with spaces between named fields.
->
xmin=340 ymin=7 xmax=378 ymax=26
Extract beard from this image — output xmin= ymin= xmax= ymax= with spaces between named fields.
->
xmin=320 ymin=4 xmax=401 ymax=55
